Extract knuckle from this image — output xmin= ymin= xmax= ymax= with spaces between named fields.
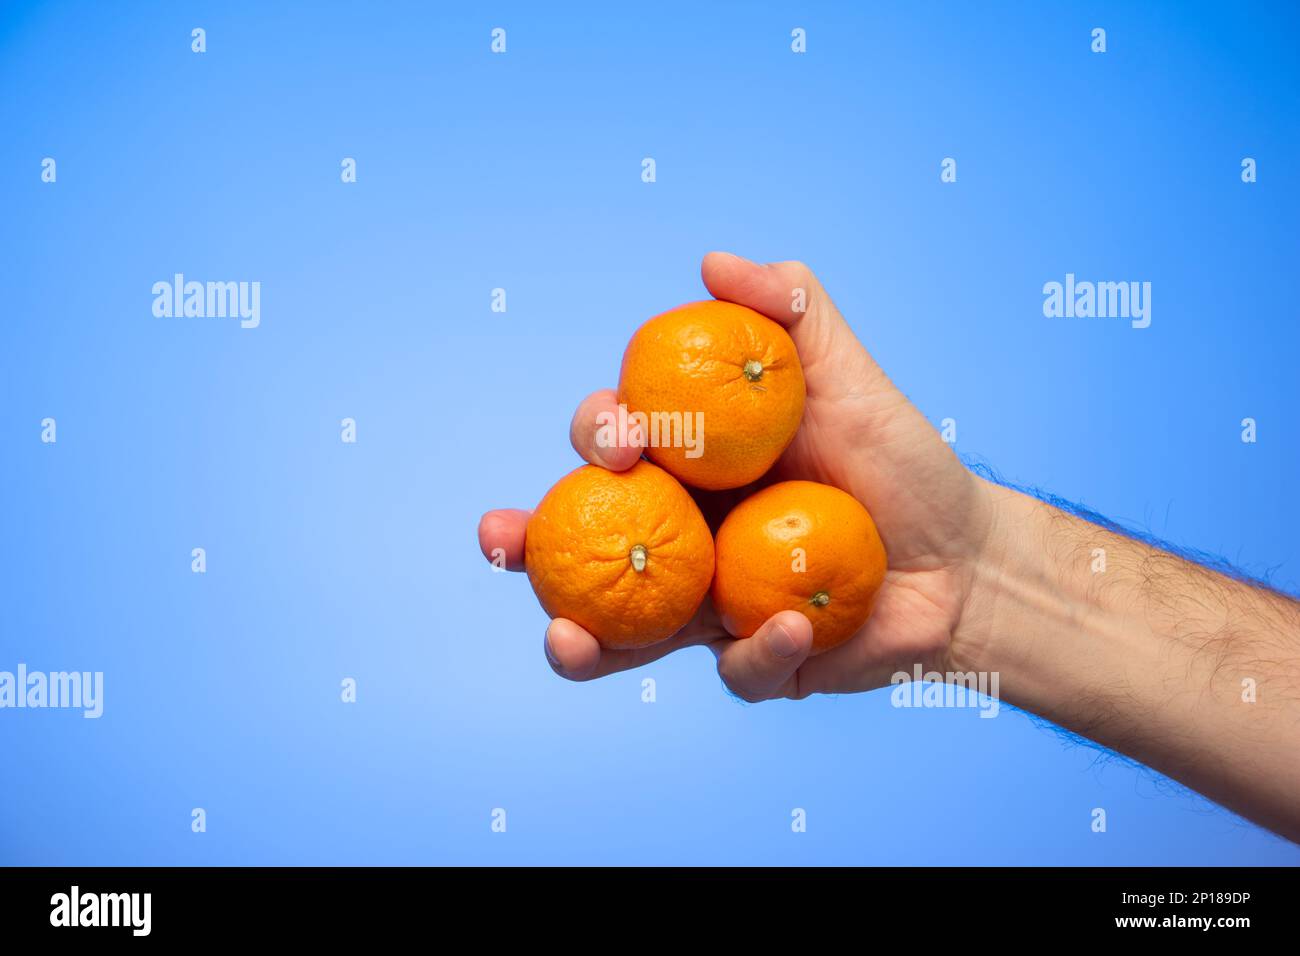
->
xmin=782 ymin=260 xmax=824 ymax=305
xmin=785 ymin=259 xmax=815 ymax=285
xmin=716 ymin=660 xmax=761 ymax=703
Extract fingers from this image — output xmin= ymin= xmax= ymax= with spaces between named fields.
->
xmin=713 ymin=610 xmax=814 ymax=702
xmin=702 ymin=251 xmax=891 ymax=399
xmin=790 ymin=589 xmax=939 ymax=697
xmin=701 ymin=252 xmax=829 ymax=326
xmin=543 ymin=618 xmax=604 ymax=679
xmin=544 ymin=615 xmax=721 ymax=682
xmin=570 ymin=388 xmax=643 ymax=471
xmin=541 ymin=606 xmax=817 ymax=702
xmin=477 ymin=508 xmax=530 ymax=572
xmin=478 ymin=387 xmax=644 ymax=577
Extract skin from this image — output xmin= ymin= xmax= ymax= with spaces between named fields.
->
xmin=478 ymin=252 xmax=1300 ymax=843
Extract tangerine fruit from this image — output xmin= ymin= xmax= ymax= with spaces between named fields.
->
xmin=525 ymin=460 xmax=714 ymax=649
xmin=711 ymin=480 xmax=886 ymax=655
xmin=617 ymin=300 xmax=805 ymax=491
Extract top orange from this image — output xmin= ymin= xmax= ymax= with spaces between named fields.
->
xmin=617 ymin=300 xmax=806 ymax=491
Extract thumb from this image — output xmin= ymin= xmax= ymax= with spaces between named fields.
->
xmin=701 ymin=251 xmax=828 ymax=325
xmin=700 ymin=252 xmax=888 ymax=394
xmin=713 ymin=610 xmax=814 ymax=703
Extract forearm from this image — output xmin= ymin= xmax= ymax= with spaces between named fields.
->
xmin=956 ymin=482 xmax=1300 ymax=842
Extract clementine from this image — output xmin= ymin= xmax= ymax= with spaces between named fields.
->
xmin=525 ymin=460 xmax=714 ymax=649
xmin=711 ymin=480 xmax=886 ymax=655
xmin=617 ymin=300 xmax=805 ymax=491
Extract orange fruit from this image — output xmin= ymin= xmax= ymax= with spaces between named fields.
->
xmin=617 ymin=300 xmax=806 ymax=491
xmin=525 ymin=460 xmax=714 ymax=649
xmin=711 ymin=480 xmax=886 ymax=655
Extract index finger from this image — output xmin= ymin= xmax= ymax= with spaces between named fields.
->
xmin=570 ymin=388 xmax=644 ymax=471
xmin=477 ymin=508 xmax=530 ymax=572
xmin=546 ymin=601 xmax=727 ymax=681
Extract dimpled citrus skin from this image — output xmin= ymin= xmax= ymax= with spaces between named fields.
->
xmin=525 ymin=460 xmax=715 ymax=650
xmin=712 ymin=480 xmax=887 ymax=655
xmin=617 ymin=300 xmax=806 ymax=491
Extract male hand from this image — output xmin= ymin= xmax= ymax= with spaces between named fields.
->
xmin=478 ymin=252 xmax=998 ymax=702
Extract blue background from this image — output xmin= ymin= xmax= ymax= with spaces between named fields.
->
xmin=3 ymin=0 xmax=1298 ymax=865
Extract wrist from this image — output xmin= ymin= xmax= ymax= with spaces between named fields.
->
xmin=950 ymin=475 xmax=1300 ymax=843
xmin=952 ymin=481 xmax=1213 ymax=736
xmin=949 ymin=480 xmax=1041 ymax=680
xmin=949 ymin=482 xmax=1119 ymax=722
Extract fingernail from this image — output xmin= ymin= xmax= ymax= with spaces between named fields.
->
xmin=544 ymin=632 xmax=564 ymax=672
xmin=766 ymin=622 xmax=800 ymax=659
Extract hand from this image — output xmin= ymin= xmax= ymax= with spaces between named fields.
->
xmin=479 ymin=252 xmax=1300 ymax=842
xmin=478 ymin=252 xmax=998 ymax=702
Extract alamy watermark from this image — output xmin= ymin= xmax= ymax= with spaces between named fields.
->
xmin=0 ymin=664 xmax=103 ymax=718
xmin=152 ymin=273 xmax=260 ymax=329
xmin=1043 ymin=273 xmax=1150 ymax=329
xmin=50 ymin=886 xmax=150 ymax=936
xmin=595 ymin=403 xmax=704 ymax=459
xmin=890 ymin=664 xmax=1000 ymax=718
